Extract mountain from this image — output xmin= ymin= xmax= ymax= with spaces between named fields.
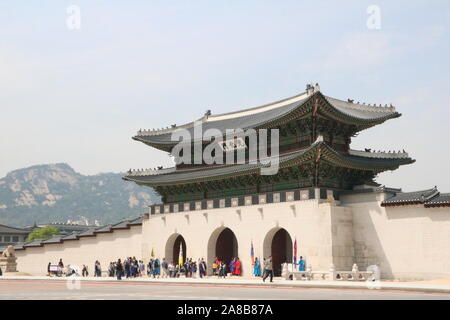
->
xmin=0 ymin=163 xmax=161 ymax=227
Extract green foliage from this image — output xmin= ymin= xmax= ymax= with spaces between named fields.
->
xmin=26 ymin=226 xmax=60 ymax=242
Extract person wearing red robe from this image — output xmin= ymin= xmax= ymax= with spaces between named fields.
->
xmin=234 ymin=258 xmax=242 ymax=276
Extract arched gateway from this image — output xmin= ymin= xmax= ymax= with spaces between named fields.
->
xmin=207 ymin=227 xmax=238 ymax=274
xmin=165 ymin=233 xmax=186 ymax=264
xmin=263 ymin=228 xmax=293 ymax=276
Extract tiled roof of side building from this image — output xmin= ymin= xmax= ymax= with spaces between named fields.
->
xmin=381 ymin=187 xmax=439 ymax=206
xmin=23 ymin=238 xmax=45 ymax=247
xmin=128 ymin=216 xmax=143 ymax=226
xmin=41 ymin=235 xmax=64 ymax=244
xmin=134 ymin=87 xmax=399 ymax=146
xmin=111 ymin=220 xmax=132 ymax=230
xmin=0 ymin=224 xmax=32 ymax=234
xmin=94 ymin=224 xmax=113 ymax=233
xmin=124 ymin=142 xmax=414 ymax=186
xmin=61 ymin=231 xmax=79 ymax=241
xmin=424 ymin=193 xmax=450 ymax=207
xmin=76 ymin=227 xmax=97 ymax=238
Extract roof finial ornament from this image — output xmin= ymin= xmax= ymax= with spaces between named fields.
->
xmin=205 ymin=109 xmax=211 ymax=118
xmin=314 ymin=135 xmax=324 ymax=143
xmin=347 ymin=99 xmax=354 ymax=103
xmin=306 ymin=83 xmax=315 ymax=95
xmin=314 ymin=83 xmax=320 ymax=92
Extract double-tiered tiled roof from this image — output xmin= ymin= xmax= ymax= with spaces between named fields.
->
xmin=125 ymin=84 xmax=415 ymax=201
xmin=124 ymin=141 xmax=414 ymax=186
xmin=133 ymin=86 xmax=400 ymax=150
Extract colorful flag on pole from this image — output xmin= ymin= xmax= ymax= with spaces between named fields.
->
xmin=178 ymin=242 xmax=183 ymax=267
xmin=293 ymin=238 xmax=297 ymax=269
xmin=250 ymin=240 xmax=255 ymax=266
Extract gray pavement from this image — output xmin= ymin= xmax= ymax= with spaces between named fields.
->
xmin=0 ymin=278 xmax=450 ymax=300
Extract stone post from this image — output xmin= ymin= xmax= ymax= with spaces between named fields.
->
xmin=351 ymin=263 xmax=359 ymax=281
xmin=329 ymin=263 xmax=336 ymax=281
xmin=306 ymin=264 xmax=312 ymax=280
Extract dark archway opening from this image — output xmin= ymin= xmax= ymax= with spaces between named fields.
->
xmin=172 ymin=235 xmax=187 ymax=264
xmin=271 ymin=229 xmax=293 ymax=276
xmin=215 ymin=228 xmax=238 ymax=264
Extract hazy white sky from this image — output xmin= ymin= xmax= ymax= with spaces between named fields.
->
xmin=0 ymin=1 xmax=449 ymax=191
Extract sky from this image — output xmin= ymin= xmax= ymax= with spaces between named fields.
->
xmin=0 ymin=1 xmax=449 ymax=191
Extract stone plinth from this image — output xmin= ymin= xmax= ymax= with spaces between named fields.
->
xmin=0 ymin=256 xmax=18 ymax=273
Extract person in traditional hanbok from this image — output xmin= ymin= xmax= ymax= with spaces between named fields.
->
xmin=299 ymin=256 xmax=306 ymax=271
xmin=253 ymin=257 xmax=261 ymax=277
xmin=229 ymin=258 xmax=236 ymax=275
xmin=234 ymin=258 xmax=242 ymax=276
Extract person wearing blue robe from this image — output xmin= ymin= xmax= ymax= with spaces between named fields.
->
xmin=299 ymin=256 xmax=306 ymax=271
xmin=253 ymin=257 xmax=261 ymax=277
xmin=229 ymin=259 xmax=236 ymax=275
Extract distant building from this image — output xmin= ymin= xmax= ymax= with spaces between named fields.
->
xmin=0 ymin=224 xmax=31 ymax=247
xmin=32 ymin=222 xmax=94 ymax=235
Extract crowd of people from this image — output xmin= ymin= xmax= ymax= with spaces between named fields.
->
xmin=46 ymin=255 xmax=306 ymax=282
xmin=212 ymin=257 xmax=242 ymax=278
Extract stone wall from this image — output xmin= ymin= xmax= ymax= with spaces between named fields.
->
xmin=141 ymin=199 xmax=353 ymax=276
xmin=341 ymin=191 xmax=450 ymax=280
xmin=14 ymin=225 xmax=142 ymax=275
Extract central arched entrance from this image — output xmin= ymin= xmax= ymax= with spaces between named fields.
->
xmin=216 ymin=228 xmax=238 ymax=264
xmin=207 ymin=227 xmax=239 ymax=274
xmin=165 ymin=233 xmax=187 ymax=265
xmin=263 ymin=228 xmax=293 ymax=276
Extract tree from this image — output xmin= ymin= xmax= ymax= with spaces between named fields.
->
xmin=26 ymin=226 xmax=60 ymax=242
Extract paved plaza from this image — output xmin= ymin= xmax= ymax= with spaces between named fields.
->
xmin=1 ymin=278 xmax=449 ymax=300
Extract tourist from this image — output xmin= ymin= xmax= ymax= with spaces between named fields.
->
xmin=82 ymin=264 xmax=89 ymax=277
xmin=132 ymin=257 xmax=138 ymax=277
xmin=153 ymin=258 xmax=161 ymax=278
xmin=199 ymin=258 xmax=206 ymax=278
xmin=47 ymin=262 xmax=51 ymax=276
xmin=175 ymin=262 xmax=181 ymax=278
xmin=147 ymin=259 xmax=153 ymax=277
xmin=94 ymin=260 xmax=101 ymax=277
xmin=299 ymin=256 xmax=306 ymax=272
xmin=212 ymin=261 xmax=218 ymax=276
xmin=229 ymin=258 xmax=236 ymax=276
xmin=108 ymin=262 xmax=115 ymax=277
xmin=262 ymin=256 xmax=273 ymax=283
xmin=161 ymin=258 xmax=168 ymax=278
xmin=116 ymin=259 xmax=123 ymax=280
xmin=253 ymin=257 xmax=261 ymax=277
xmin=183 ymin=260 xmax=189 ymax=278
xmin=234 ymin=257 xmax=242 ymax=276
xmin=168 ymin=261 xmax=174 ymax=277
xmin=219 ymin=261 xmax=227 ymax=278
xmin=124 ymin=258 xmax=131 ymax=278
xmin=191 ymin=261 xmax=197 ymax=278
xmin=139 ymin=260 xmax=145 ymax=277
xmin=58 ymin=258 xmax=64 ymax=268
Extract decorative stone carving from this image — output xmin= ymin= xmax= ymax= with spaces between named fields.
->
xmin=1 ymin=245 xmax=15 ymax=258
xmin=0 ymin=245 xmax=18 ymax=273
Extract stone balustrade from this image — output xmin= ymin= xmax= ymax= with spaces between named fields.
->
xmin=281 ymin=263 xmax=374 ymax=282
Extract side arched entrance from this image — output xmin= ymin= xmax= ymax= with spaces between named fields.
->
xmin=263 ymin=228 xmax=293 ymax=276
